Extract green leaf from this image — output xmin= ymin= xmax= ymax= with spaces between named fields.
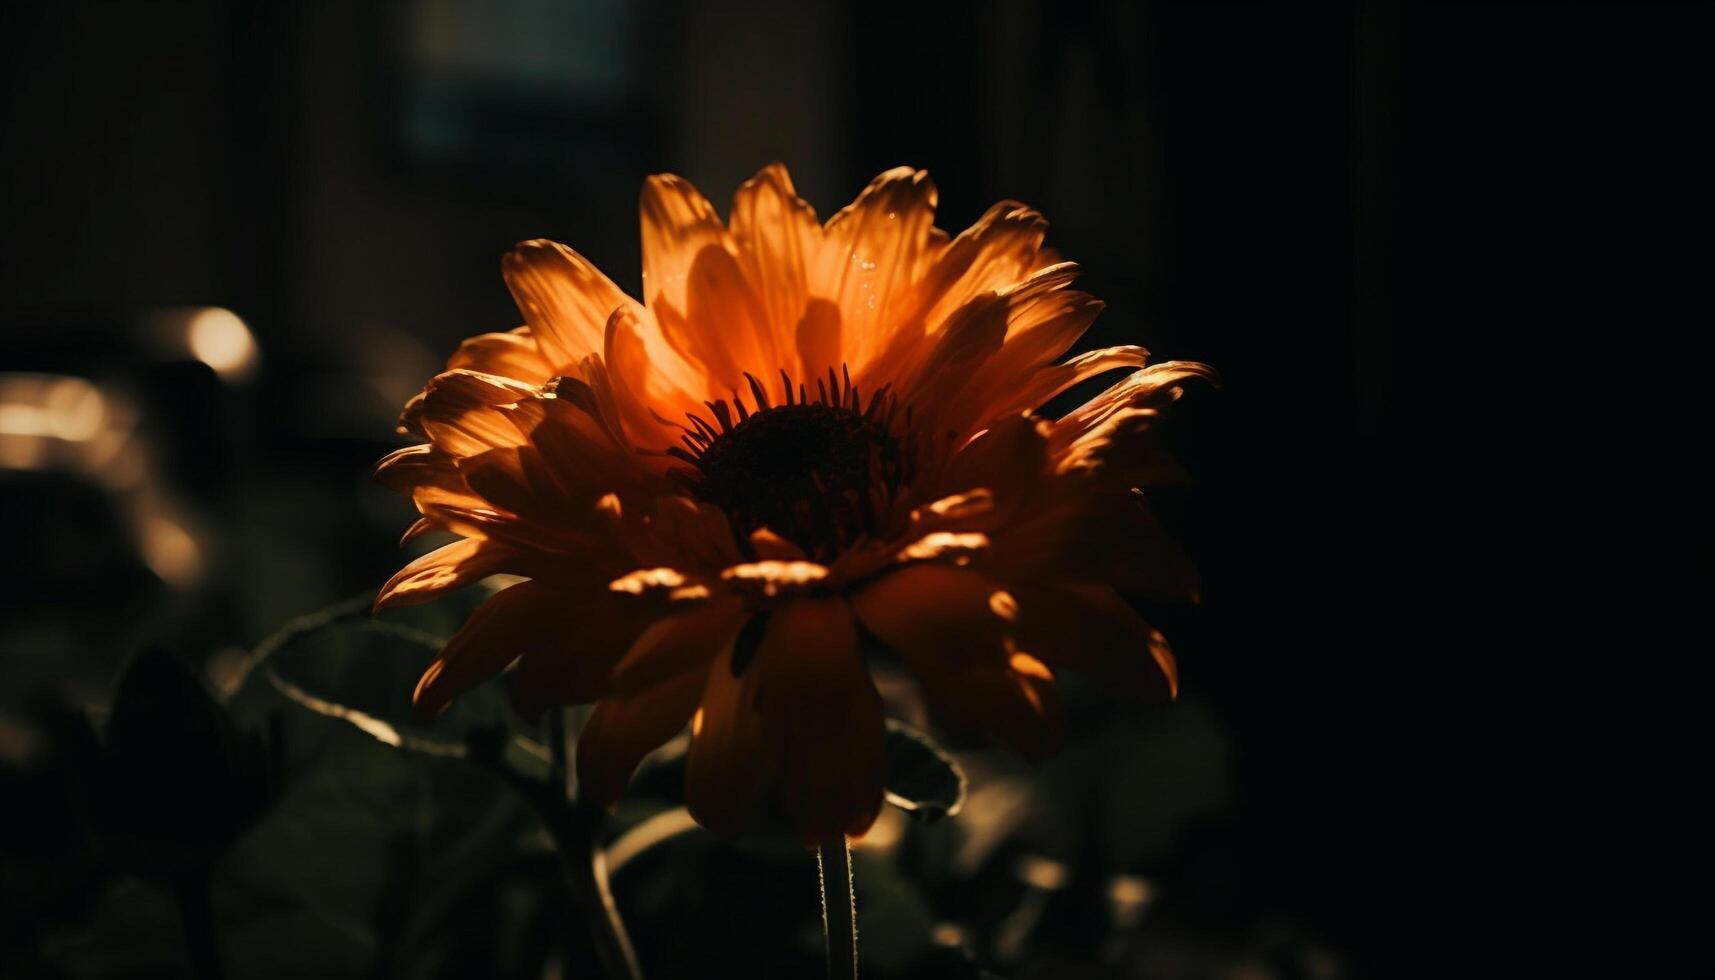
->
xmin=884 ymin=720 xmax=967 ymax=822
xmin=208 ymin=595 xmax=558 ymax=980
xmin=223 ymin=593 xmax=549 ymax=780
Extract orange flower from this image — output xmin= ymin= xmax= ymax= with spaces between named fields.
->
xmin=376 ymin=164 xmax=1213 ymax=844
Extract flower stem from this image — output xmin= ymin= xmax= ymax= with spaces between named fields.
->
xmin=540 ymin=707 xmax=643 ymax=980
xmin=818 ymin=838 xmax=858 ymax=980
xmin=557 ymin=798 xmax=644 ymax=980
xmin=175 ymin=867 xmax=224 ymax=980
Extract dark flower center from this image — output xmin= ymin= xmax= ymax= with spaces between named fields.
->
xmin=669 ymin=368 xmax=909 ymax=559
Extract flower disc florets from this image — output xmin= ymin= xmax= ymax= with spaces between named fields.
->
xmin=669 ymin=368 xmax=907 ymax=560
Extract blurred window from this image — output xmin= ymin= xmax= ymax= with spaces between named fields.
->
xmin=399 ymin=0 xmax=646 ymax=177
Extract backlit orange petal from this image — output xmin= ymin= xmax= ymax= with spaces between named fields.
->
xmin=853 ymin=200 xmax=1050 ymax=391
xmin=1050 ymin=359 xmax=1221 ymax=458
xmin=503 ymin=240 xmax=642 ymax=370
xmin=406 ymin=483 xmax=513 ymax=540
xmin=603 ymin=306 xmax=703 ymax=445
xmin=948 ymin=284 xmax=1106 ymax=431
xmin=398 ymin=517 xmax=436 ymax=545
xmin=756 ymin=598 xmax=885 ymax=844
xmin=793 ymin=297 xmax=843 ymax=385
xmin=652 ymin=245 xmax=775 ymax=394
xmin=446 ymin=326 xmax=555 ymax=385
xmin=731 ymin=163 xmax=823 ymax=367
xmin=914 ymin=201 xmax=1051 ymax=331
xmin=906 ymin=264 xmax=1094 ymax=427
xmin=890 ymin=285 xmax=1010 ymax=423
xmin=415 ymin=370 xmax=538 ymax=457
xmin=374 ymin=538 xmax=515 ymax=612
xmin=981 ymin=345 xmax=1155 ymax=425
xmin=639 ymin=174 xmax=729 ymax=318
xmin=375 ymin=443 xmax=463 ymax=496
xmin=817 ymin=167 xmax=940 ymax=368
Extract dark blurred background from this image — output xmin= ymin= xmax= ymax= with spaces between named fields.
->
xmin=1 ymin=1 xmax=1699 ymax=977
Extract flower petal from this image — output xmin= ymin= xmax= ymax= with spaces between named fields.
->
xmin=622 ymin=495 xmax=741 ymax=574
xmin=446 ymin=326 xmax=555 ymax=385
xmin=986 ymin=487 xmax=1200 ymax=602
xmin=504 ymin=392 xmax=656 ymax=507
xmin=1050 ymin=360 xmax=1220 ymax=464
xmin=1008 ymin=583 xmax=1177 ymax=703
xmin=794 ymin=297 xmax=843 ymax=383
xmin=639 ymin=174 xmax=728 ymax=318
xmin=891 ymin=285 xmax=1010 ymax=423
xmin=414 ymin=579 xmax=558 ymax=718
xmin=850 ymin=564 xmax=1007 ymax=666
xmin=606 ymin=597 xmax=747 ymax=697
xmin=755 ymin=598 xmax=884 ymax=844
xmin=893 ymin=263 xmax=1094 ymax=433
xmin=914 ymin=200 xmax=1051 ymax=330
xmin=414 ymin=370 xmax=539 ymax=457
xmin=375 ymin=443 xmax=463 ymax=496
xmin=507 ymin=593 xmax=661 ymax=718
xmin=982 ymin=345 xmax=1156 ymax=425
xmin=731 ymin=163 xmax=823 ymax=367
xmin=850 ymin=564 xmax=1059 ymax=760
xmin=457 ymin=446 xmax=559 ymax=521
xmin=931 ymin=413 xmax=1052 ymax=520
xmin=577 ymin=668 xmax=706 ymax=811
xmin=603 ymin=306 xmax=704 ymax=447
xmin=574 ymin=599 xmax=745 ymax=810
xmin=951 ymin=287 xmax=1106 ymax=429
xmin=503 ymin=240 xmax=642 ymax=370
xmin=854 ymin=201 xmax=1052 ymax=390
xmin=683 ymin=620 xmax=779 ymax=838
xmin=374 ymin=538 xmax=516 ymax=612
xmin=818 ymin=167 xmax=940 ymax=369
xmin=652 ymin=244 xmax=775 ymax=395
